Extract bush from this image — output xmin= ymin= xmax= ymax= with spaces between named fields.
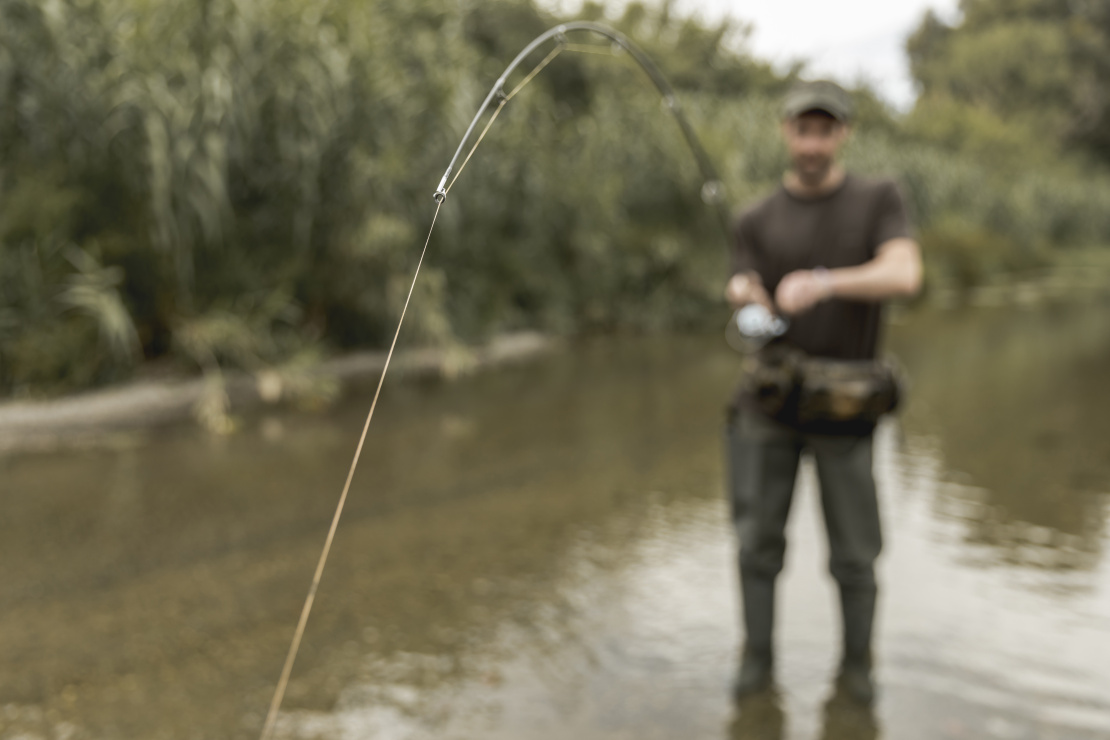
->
xmin=1 ymin=0 xmax=1108 ymax=396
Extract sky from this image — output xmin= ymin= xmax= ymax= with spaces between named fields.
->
xmin=543 ymin=0 xmax=963 ymax=110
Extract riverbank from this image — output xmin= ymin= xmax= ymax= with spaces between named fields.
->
xmin=0 ymin=332 xmax=555 ymax=455
xmin=923 ymin=247 xmax=1110 ymax=310
xmin=5 ymin=250 xmax=1110 ymax=456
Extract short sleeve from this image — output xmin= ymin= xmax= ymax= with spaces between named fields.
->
xmin=873 ymin=181 xmax=911 ymax=248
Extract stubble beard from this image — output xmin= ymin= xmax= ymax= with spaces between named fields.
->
xmin=793 ymin=155 xmax=833 ymax=189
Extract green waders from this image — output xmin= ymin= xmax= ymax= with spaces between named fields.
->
xmin=726 ymin=408 xmax=882 ymax=703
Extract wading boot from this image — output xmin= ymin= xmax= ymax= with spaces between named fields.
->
xmin=837 ymin=655 xmax=875 ymax=706
xmin=734 ymin=573 xmax=775 ymax=699
xmin=733 ymin=647 xmax=773 ymax=698
xmin=838 ymin=585 xmax=877 ymax=705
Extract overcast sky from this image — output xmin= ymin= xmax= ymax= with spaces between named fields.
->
xmin=544 ymin=0 xmax=963 ymax=110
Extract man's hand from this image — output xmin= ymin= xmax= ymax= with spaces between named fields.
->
xmin=725 ymin=272 xmax=773 ymax=310
xmin=775 ymin=269 xmax=833 ymax=315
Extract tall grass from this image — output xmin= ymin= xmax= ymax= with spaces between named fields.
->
xmin=1 ymin=0 xmax=1108 ymax=397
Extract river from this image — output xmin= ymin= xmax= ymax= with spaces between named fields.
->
xmin=3 ymin=300 xmax=1110 ymax=740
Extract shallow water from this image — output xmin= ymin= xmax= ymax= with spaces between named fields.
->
xmin=3 ymin=301 xmax=1110 ymax=740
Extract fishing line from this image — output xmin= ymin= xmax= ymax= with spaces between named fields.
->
xmin=260 ymin=21 xmax=731 ymax=740
xmin=259 ymin=45 xmax=567 ymax=740
xmin=259 ymin=201 xmax=442 ymax=740
xmin=562 ymin=42 xmax=620 ymax=56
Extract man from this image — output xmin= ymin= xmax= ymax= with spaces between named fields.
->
xmin=725 ymin=79 xmax=922 ymax=705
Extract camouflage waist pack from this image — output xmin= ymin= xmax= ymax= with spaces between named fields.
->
xmin=740 ymin=348 xmax=903 ymax=428
xmin=795 ymin=356 xmax=903 ymax=425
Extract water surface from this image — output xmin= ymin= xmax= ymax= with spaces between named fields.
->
xmin=3 ymin=301 xmax=1110 ymax=740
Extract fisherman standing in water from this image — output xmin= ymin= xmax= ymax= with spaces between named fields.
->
xmin=724 ymin=79 xmax=923 ymax=704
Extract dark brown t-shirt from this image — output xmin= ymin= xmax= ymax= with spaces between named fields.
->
xmin=732 ymin=174 xmax=911 ymax=360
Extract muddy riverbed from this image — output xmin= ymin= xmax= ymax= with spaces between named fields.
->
xmin=3 ymin=301 xmax=1110 ymax=740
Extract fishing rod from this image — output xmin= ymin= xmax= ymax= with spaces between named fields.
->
xmin=260 ymin=22 xmax=731 ymax=740
xmin=434 ymin=21 xmax=731 ymax=237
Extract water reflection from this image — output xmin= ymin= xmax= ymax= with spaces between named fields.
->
xmin=2 ymin=303 xmax=1110 ymax=740
xmin=729 ymin=693 xmax=785 ymax=740
xmin=727 ymin=688 xmax=881 ymax=740
xmin=889 ymin=303 xmax=1110 ymax=570
xmin=818 ymin=689 xmax=879 ymax=740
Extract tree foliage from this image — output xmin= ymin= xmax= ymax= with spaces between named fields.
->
xmin=1 ymin=0 xmax=1109 ymax=398
xmin=907 ymin=0 xmax=1110 ymax=166
xmin=0 ymin=0 xmax=788 ymax=396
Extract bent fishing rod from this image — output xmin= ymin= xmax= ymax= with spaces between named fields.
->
xmin=259 ymin=21 xmax=731 ymax=740
xmin=434 ymin=21 xmax=730 ymax=232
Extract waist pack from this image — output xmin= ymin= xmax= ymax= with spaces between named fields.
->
xmin=796 ymin=356 xmax=902 ymax=424
xmin=741 ymin=348 xmax=903 ymax=427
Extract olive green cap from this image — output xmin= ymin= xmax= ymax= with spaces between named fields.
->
xmin=782 ymin=79 xmax=854 ymax=122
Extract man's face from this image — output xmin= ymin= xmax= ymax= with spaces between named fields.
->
xmin=781 ymin=111 xmax=849 ymax=182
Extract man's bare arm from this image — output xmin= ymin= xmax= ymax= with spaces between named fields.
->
xmin=775 ymin=238 xmax=922 ymax=315
xmin=823 ymin=238 xmax=923 ymax=300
